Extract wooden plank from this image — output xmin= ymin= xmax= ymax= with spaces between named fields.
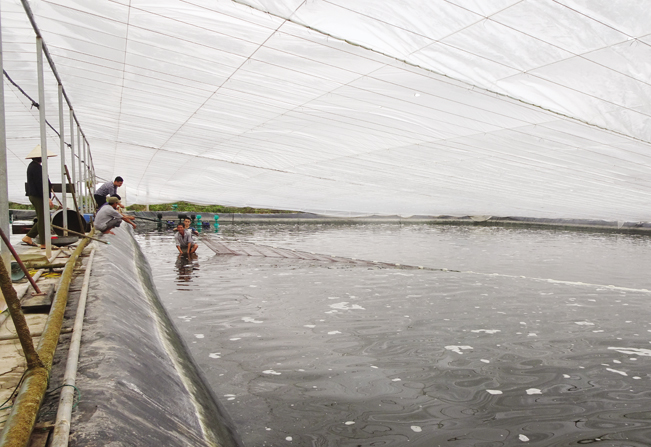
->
xmin=203 ymin=238 xmax=385 ymax=267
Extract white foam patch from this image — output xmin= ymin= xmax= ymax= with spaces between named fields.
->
xmin=609 ymin=347 xmax=651 ymax=356
xmin=606 ymin=368 xmax=627 ymax=376
xmin=263 ymin=370 xmax=282 ymax=375
xmin=575 ymin=321 xmax=594 ymax=326
xmin=563 ymin=374 xmax=570 ymax=378
xmin=519 ymin=434 xmax=530 ymax=442
xmin=304 ymin=325 xmax=316 ymax=328
xmin=526 ymin=388 xmax=542 ymax=395
xmin=328 ymin=331 xmax=342 ymax=335
xmin=392 ymin=378 xmax=401 ymax=382
xmin=286 ymin=436 xmax=292 ymax=441
xmin=329 ymin=302 xmax=365 ymax=310
xmin=411 ymin=426 xmax=422 ymax=432
xmin=194 ymin=334 xmax=204 ymax=339
xmin=486 ymin=390 xmax=502 ymax=395
xmin=230 ymin=338 xmax=241 ymax=341
xmin=528 ymin=333 xmax=537 ymax=337
xmin=242 ymin=317 xmax=263 ymax=324
xmin=445 ymin=345 xmax=473 ymax=354
xmin=209 ymin=353 xmax=221 ymax=359
xmin=344 ymin=421 xmax=355 ymax=425
xmin=471 ymin=329 xmax=501 ymax=334
xmin=481 ymin=359 xmax=490 ymax=363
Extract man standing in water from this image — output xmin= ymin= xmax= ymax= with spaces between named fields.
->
xmin=22 ymin=145 xmax=55 ymax=248
xmin=175 ymin=223 xmax=198 ymax=255
xmin=94 ymin=176 xmax=125 ymax=210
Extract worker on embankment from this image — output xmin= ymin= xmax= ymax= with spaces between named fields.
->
xmin=94 ymin=176 xmax=126 ymax=210
xmin=22 ymin=145 xmax=55 ymax=248
xmin=95 ymin=197 xmax=136 ymax=234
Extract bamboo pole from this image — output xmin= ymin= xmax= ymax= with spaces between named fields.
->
xmin=0 ymin=228 xmax=42 ymax=294
xmin=0 ymin=235 xmax=90 ymax=447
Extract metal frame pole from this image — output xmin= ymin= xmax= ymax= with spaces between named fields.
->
xmin=0 ymin=4 xmax=10 ymax=272
xmin=58 ymin=84 xmax=67 ymax=232
xmin=74 ymin=125 xmax=79 ymax=210
xmin=87 ymin=142 xmax=93 ymax=210
xmin=36 ymin=36 xmax=52 ymax=257
xmin=82 ymin=140 xmax=88 ymax=213
xmin=69 ymin=108 xmax=74 ymax=212
xmin=76 ymin=127 xmax=82 ymax=213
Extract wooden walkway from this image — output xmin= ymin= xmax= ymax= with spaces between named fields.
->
xmin=203 ymin=238 xmax=380 ymax=266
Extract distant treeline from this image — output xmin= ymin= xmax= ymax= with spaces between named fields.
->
xmin=126 ymin=201 xmax=295 ymax=214
xmin=10 ymin=200 xmax=294 ymax=214
xmin=9 ymin=201 xmax=32 ymax=210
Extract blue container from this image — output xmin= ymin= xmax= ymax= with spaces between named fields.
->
xmin=83 ymin=213 xmax=94 ymax=223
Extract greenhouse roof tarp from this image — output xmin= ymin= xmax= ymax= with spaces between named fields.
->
xmin=3 ymin=0 xmax=651 ymax=220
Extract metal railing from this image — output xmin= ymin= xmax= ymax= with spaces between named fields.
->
xmin=0 ymin=0 xmax=96 ymax=264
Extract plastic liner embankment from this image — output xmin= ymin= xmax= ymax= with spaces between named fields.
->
xmin=69 ymin=226 xmax=242 ymax=447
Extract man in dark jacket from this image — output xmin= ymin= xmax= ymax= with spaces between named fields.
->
xmin=22 ymin=145 xmax=55 ymax=248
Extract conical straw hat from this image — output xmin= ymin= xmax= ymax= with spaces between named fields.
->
xmin=25 ymin=144 xmax=57 ymax=159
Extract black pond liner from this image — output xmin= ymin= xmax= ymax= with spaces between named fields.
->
xmin=69 ymin=226 xmax=242 ymax=447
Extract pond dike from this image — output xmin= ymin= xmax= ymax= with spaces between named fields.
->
xmin=70 ymin=226 xmax=241 ymax=447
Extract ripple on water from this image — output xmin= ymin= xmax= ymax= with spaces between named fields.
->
xmin=136 ymin=227 xmax=651 ymax=446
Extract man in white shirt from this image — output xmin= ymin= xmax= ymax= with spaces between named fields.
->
xmin=95 ymin=197 xmax=136 ymax=234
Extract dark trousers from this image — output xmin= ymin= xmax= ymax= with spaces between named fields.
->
xmin=26 ymin=196 xmax=46 ymax=243
xmin=94 ymin=194 xmax=106 ymax=210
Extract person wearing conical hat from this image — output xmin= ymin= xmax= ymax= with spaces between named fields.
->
xmin=22 ymin=145 xmax=55 ymax=248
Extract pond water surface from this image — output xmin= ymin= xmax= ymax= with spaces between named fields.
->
xmin=136 ymin=224 xmax=651 ymax=446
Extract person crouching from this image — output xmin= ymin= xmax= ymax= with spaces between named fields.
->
xmin=175 ymin=223 xmax=198 ymax=255
xmin=95 ymin=196 xmax=136 ymax=234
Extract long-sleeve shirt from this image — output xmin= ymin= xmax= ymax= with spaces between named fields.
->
xmin=94 ymin=205 xmax=123 ymax=231
xmin=95 ymin=181 xmax=117 ymax=197
xmin=25 ymin=160 xmax=51 ymax=198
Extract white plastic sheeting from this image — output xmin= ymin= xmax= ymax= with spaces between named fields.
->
xmin=3 ymin=0 xmax=651 ymax=220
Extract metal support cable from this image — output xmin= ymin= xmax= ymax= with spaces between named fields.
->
xmin=3 ymin=69 xmax=73 ymax=148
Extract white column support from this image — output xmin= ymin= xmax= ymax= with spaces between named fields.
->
xmin=77 ymin=127 xmax=82 ymax=213
xmin=83 ymin=140 xmax=88 ymax=213
xmin=0 ymin=4 xmax=9 ymax=272
xmin=58 ymin=83 xmax=67 ymax=233
xmin=69 ymin=108 xmax=75 ymax=212
xmin=36 ymin=36 xmax=52 ymax=257
xmin=75 ymin=125 xmax=80 ymax=212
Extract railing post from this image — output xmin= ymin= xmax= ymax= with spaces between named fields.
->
xmin=74 ymin=125 xmax=79 ymax=211
xmin=58 ymin=84 xmax=67 ymax=233
xmin=36 ymin=36 xmax=52 ymax=257
xmin=83 ymin=140 xmax=89 ymax=213
xmin=69 ymin=108 xmax=75 ymax=214
xmin=0 ymin=3 xmax=10 ymax=274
